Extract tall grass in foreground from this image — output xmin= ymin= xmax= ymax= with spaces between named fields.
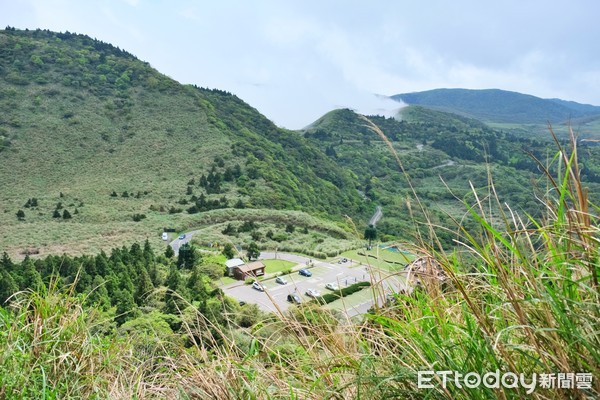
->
xmin=0 ymin=284 xmax=185 ymax=399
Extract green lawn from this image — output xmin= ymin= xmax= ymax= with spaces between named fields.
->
xmin=339 ymin=245 xmax=414 ymax=271
xmin=262 ymin=259 xmax=296 ymax=274
xmin=324 ymin=285 xmax=375 ymax=311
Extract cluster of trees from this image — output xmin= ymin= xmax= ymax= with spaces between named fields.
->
xmin=23 ymin=197 xmax=39 ymax=208
xmin=110 ymin=190 xmax=147 ymax=198
xmin=185 ymin=193 xmax=243 ymax=214
xmin=15 ymin=199 xmax=77 ymax=221
xmin=1 ymin=27 xmax=177 ymax=99
xmin=52 ymin=201 xmax=73 ymax=219
xmin=182 ymin=161 xmax=247 ymax=214
xmin=0 ymin=241 xmax=229 ymax=326
xmin=198 ymin=87 xmax=363 ymax=217
xmin=197 ymin=163 xmax=243 ymax=194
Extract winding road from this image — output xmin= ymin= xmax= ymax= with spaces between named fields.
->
xmin=369 ymin=206 xmax=383 ymax=227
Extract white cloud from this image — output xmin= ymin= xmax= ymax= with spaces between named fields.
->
xmin=2 ymin=0 xmax=599 ymax=127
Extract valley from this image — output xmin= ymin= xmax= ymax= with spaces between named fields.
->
xmin=0 ymin=28 xmax=598 ymax=399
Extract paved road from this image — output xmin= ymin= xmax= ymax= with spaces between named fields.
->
xmin=369 ymin=206 xmax=383 ymax=226
xmin=169 ymin=233 xmax=194 ymax=254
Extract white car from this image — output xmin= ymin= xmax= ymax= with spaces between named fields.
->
xmin=162 ymin=232 xmax=169 ymax=241
xmin=275 ymin=276 xmax=288 ymax=285
xmin=252 ymin=281 xmax=265 ymax=291
xmin=305 ymin=288 xmax=320 ymax=298
xmin=325 ymin=283 xmax=339 ymax=291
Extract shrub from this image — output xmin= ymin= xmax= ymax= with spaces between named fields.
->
xmin=314 ymin=281 xmax=371 ymax=304
xmin=132 ymin=213 xmax=146 ymax=222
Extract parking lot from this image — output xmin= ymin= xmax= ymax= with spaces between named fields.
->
xmin=222 ymin=258 xmax=371 ymax=314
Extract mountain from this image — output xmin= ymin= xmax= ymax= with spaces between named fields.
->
xmin=0 ymin=28 xmax=364 ymax=258
xmin=2 ymin=28 xmax=600 ymax=259
xmin=302 ymin=106 xmax=600 ymax=245
xmin=390 ymin=88 xmax=600 ymax=125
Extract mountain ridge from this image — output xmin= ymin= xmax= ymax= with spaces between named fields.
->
xmin=390 ymin=88 xmax=600 ymax=124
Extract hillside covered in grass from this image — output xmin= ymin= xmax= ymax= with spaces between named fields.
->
xmin=0 ymin=28 xmax=364 ymax=258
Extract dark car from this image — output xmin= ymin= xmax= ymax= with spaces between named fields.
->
xmin=298 ymin=268 xmax=312 ymax=277
xmin=287 ymin=293 xmax=302 ymax=304
xmin=178 ymin=234 xmax=186 ymax=240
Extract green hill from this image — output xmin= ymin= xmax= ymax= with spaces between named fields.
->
xmin=303 ymin=107 xmax=600 ymax=246
xmin=391 ymin=88 xmax=600 ymax=124
xmin=0 ymin=28 xmax=363 ymax=258
xmin=2 ymin=28 xmax=600 ymax=259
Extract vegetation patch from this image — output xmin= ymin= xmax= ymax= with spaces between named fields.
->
xmin=314 ymin=281 xmax=371 ymax=304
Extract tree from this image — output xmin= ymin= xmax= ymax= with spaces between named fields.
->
xmin=187 ymin=265 xmax=209 ymax=302
xmin=177 ymin=243 xmax=199 ymax=269
xmin=16 ymin=210 xmax=25 ymax=220
xmin=22 ymin=257 xmax=44 ymax=291
xmin=0 ymin=270 xmax=18 ymax=304
xmin=62 ymin=209 xmax=72 ymax=219
xmin=164 ymin=245 xmax=175 ymax=258
xmin=246 ymin=242 xmax=260 ymax=261
xmin=221 ymin=223 xmax=236 ymax=235
xmin=1 ymin=252 xmax=14 ymax=273
xmin=113 ymin=289 xmax=136 ymax=325
xmin=364 ymin=225 xmax=377 ymax=248
xmin=52 ymin=209 xmax=61 ymax=218
xmin=285 ymin=223 xmax=295 ymax=233
xmin=86 ymin=275 xmax=110 ymax=309
xmin=135 ymin=267 xmax=154 ymax=306
xmin=251 ymin=231 xmax=262 ymax=241
xmin=222 ymin=243 xmax=235 ymax=259
xmin=165 ymin=265 xmax=183 ymax=314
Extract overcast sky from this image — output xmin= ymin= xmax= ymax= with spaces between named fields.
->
xmin=2 ymin=0 xmax=599 ymax=128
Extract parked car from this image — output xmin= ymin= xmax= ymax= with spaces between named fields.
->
xmin=162 ymin=232 xmax=169 ymax=241
xmin=298 ymin=268 xmax=312 ymax=277
xmin=287 ymin=293 xmax=302 ymax=304
xmin=252 ymin=281 xmax=265 ymax=291
xmin=305 ymin=288 xmax=320 ymax=298
xmin=275 ymin=276 xmax=288 ymax=285
xmin=325 ymin=282 xmax=339 ymax=291
xmin=178 ymin=234 xmax=186 ymax=240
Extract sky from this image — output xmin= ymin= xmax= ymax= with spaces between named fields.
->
xmin=2 ymin=0 xmax=600 ymax=129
